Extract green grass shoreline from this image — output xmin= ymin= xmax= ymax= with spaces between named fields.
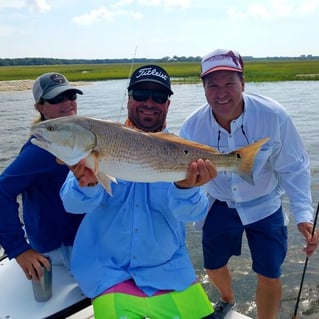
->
xmin=1 ymin=60 xmax=319 ymax=83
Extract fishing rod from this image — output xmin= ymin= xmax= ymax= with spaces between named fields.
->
xmin=291 ymin=201 xmax=319 ymax=319
xmin=117 ymin=45 xmax=138 ymax=122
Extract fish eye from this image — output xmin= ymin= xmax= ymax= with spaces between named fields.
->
xmin=183 ymin=149 xmax=189 ymax=155
xmin=47 ymin=125 xmax=55 ymax=132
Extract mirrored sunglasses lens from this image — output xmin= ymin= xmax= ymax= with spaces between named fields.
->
xmin=132 ymin=90 xmax=149 ymax=102
xmin=152 ymin=92 xmax=168 ymax=104
xmin=46 ymin=94 xmax=64 ymax=104
xmin=132 ymin=90 xmax=168 ymax=104
xmin=67 ymin=93 xmax=77 ymax=101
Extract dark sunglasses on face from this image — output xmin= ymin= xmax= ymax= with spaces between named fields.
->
xmin=129 ymin=89 xmax=169 ymax=104
xmin=41 ymin=91 xmax=77 ymax=105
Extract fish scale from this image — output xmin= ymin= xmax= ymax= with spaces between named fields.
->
xmin=31 ymin=116 xmax=269 ymax=194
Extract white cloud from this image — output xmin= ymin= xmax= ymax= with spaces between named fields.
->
xmin=227 ymin=0 xmax=308 ymax=19
xmin=298 ymin=0 xmax=319 ymax=15
xmin=0 ymin=0 xmax=25 ymax=9
xmin=72 ymin=6 xmax=142 ymax=26
xmin=25 ymin=0 xmax=50 ymax=13
xmin=246 ymin=4 xmax=270 ymax=18
xmin=137 ymin=0 xmax=192 ymax=8
xmin=113 ymin=0 xmax=134 ymax=8
xmin=227 ymin=1 xmax=319 ymax=19
xmin=72 ymin=0 xmax=192 ymax=26
xmin=227 ymin=4 xmax=270 ymax=19
xmin=271 ymin=0 xmax=293 ymax=17
xmin=0 ymin=0 xmax=50 ymax=13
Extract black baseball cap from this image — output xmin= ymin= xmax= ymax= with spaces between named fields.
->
xmin=128 ymin=65 xmax=173 ymax=95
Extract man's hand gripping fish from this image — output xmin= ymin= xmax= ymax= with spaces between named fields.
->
xmin=31 ymin=116 xmax=269 ymax=195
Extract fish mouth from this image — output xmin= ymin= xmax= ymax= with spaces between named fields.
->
xmin=31 ymin=133 xmax=51 ymax=147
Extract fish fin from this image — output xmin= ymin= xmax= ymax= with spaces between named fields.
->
xmin=150 ymin=132 xmax=220 ymax=154
xmin=85 ymin=151 xmax=99 ymax=173
xmin=96 ymin=172 xmax=117 ymax=196
xmin=233 ymin=137 xmax=270 ymax=184
xmin=92 ymin=150 xmax=100 ymax=174
xmin=85 ymin=151 xmax=117 ymax=195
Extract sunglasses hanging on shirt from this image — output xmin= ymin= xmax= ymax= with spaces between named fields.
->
xmin=217 ymin=125 xmax=250 ymax=151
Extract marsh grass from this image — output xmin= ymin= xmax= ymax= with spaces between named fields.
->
xmin=1 ymin=60 xmax=319 ymax=83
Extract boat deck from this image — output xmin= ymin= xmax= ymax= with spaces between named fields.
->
xmin=0 ymin=256 xmax=251 ymax=319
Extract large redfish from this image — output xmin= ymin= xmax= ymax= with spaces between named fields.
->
xmin=31 ymin=116 xmax=269 ymax=194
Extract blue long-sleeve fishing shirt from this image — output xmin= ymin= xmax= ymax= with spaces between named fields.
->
xmin=0 ymin=139 xmax=84 ymax=259
xmin=60 ymin=172 xmax=209 ymax=298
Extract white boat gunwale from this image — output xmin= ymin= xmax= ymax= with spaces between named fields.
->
xmin=0 ymin=253 xmax=251 ymax=319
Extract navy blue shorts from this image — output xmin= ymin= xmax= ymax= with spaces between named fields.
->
xmin=202 ymin=200 xmax=288 ymax=278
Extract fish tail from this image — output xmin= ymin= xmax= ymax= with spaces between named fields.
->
xmin=234 ymin=138 xmax=269 ymax=184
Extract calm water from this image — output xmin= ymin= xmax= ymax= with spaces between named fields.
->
xmin=1 ymin=80 xmax=319 ymax=318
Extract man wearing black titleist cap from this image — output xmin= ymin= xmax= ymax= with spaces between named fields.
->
xmin=60 ymin=64 xmax=218 ymax=318
xmin=180 ymin=49 xmax=319 ymax=319
xmin=126 ymin=64 xmax=173 ymax=132
xmin=127 ymin=64 xmax=173 ymax=94
xmin=0 ymin=72 xmax=84 ymax=283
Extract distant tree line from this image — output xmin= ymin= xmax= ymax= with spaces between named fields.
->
xmin=0 ymin=55 xmax=318 ymax=66
xmin=0 ymin=56 xmax=201 ymax=66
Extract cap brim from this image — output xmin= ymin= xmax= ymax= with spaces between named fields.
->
xmin=42 ymin=87 xmax=83 ymax=99
xmin=201 ymin=66 xmax=242 ymax=78
xmin=128 ymin=79 xmax=173 ymax=95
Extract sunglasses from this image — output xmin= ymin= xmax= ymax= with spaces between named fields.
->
xmin=42 ymin=91 xmax=77 ymax=105
xmin=129 ymin=89 xmax=169 ymax=104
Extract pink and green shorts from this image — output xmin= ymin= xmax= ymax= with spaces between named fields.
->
xmin=92 ymin=280 xmax=214 ymax=319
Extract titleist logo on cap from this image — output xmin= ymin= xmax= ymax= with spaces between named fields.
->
xmin=135 ymin=67 xmax=168 ymax=81
xmin=128 ymin=64 xmax=173 ymax=94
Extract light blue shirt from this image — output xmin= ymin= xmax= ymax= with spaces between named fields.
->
xmin=180 ymin=93 xmax=313 ymax=226
xmin=60 ymin=174 xmax=209 ymax=298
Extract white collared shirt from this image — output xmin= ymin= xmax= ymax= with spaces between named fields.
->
xmin=180 ymin=93 xmax=313 ymax=225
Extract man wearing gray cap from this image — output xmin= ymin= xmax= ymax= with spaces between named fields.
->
xmin=180 ymin=49 xmax=319 ymax=319
xmin=0 ymin=73 xmax=84 ymax=283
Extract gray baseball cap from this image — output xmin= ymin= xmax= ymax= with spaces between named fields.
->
xmin=32 ymin=72 xmax=83 ymax=102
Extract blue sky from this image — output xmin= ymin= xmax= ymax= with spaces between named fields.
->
xmin=1 ymin=0 xmax=319 ymax=59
